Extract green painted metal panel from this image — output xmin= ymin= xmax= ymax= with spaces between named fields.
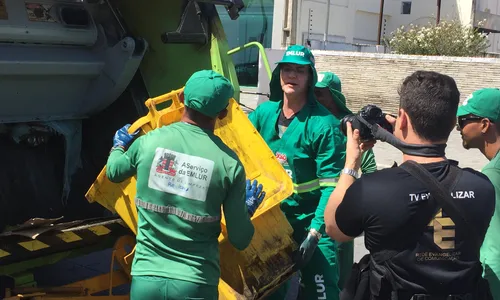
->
xmin=115 ymin=0 xmax=213 ymax=98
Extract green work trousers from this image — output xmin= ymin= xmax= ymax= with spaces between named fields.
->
xmin=267 ymin=217 xmax=341 ymax=300
xmin=130 ymin=275 xmax=218 ymax=300
xmin=337 ymin=240 xmax=354 ymax=290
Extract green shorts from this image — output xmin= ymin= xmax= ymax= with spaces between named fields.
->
xmin=130 ymin=275 xmax=218 ymax=300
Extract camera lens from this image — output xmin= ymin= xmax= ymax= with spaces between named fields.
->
xmin=360 ymin=105 xmax=383 ymax=122
xmin=340 ymin=114 xmax=360 ymax=136
xmin=340 ymin=105 xmax=390 ymax=140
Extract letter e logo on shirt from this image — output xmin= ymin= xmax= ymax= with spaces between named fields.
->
xmin=148 ymin=148 xmax=215 ymax=202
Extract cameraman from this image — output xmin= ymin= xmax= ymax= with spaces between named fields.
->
xmin=324 ymin=70 xmax=495 ymax=299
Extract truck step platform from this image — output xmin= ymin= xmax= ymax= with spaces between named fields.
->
xmin=0 ymin=216 xmax=131 ymax=269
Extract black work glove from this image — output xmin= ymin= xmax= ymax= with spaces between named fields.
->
xmin=293 ymin=229 xmax=321 ymax=271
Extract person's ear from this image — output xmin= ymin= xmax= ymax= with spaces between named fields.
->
xmin=481 ymin=118 xmax=492 ymax=134
xmin=179 ymin=91 xmax=185 ymax=104
xmin=398 ymin=108 xmax=407 ymax=131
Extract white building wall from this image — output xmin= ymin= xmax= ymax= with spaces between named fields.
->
xmin=382 ymin=0 xmax=473 ymax=34
xmin=476 ymin=0 xmax=500 ymax=13
xmin=475 ymin=0 xmax=500 ymax=53
xmin=271 ymin=0 xmax=286 ymax=49
xmin=273 ymin=0 xmax=482 ymax=48
xmin=296 ymin=0 xmax=351 ymax=45
xmin=271 ymin=0 xmax=500 ymax=53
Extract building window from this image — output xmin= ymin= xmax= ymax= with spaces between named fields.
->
xmin=401 ymin=1 xmax=412 ymax=14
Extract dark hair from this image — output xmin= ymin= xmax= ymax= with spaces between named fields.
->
xmin=185 ymin=106 xmax=215 ymax=122
xmin=398 ymin=70 xmax=460 ymax=142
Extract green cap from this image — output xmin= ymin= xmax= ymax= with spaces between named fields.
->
xmin=315 ymin=71 xmax=351 ymax=116
xmin=316 ymin=71 xmax=342 ymax=92
xmin=457 ymin=88 xmax=500 ymax=122
xmin=269 ymin=45 xmax=318 ymax=101
xmin=183 ymin=70 xmax=234 ymax=118
xmin=277 ymin=44 xmax=316 ymax=67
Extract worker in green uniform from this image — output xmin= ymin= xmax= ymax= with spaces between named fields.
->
xmin=106 ymin=70 xmax=266 ymax=300
xmin=456 ymin=88 xmax=500 ymax=299
xmin=314 ymin=71 xmax=378 ymax=289
xmin=248 ymin=45 xmax=346 ymax=300
xmin=314 ymin=72 xmax=377 ymax=175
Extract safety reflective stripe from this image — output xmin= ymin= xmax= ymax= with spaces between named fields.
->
xmin=135 ymin=198 xmax=221 ymax=223
xmin=293 ymin=179 xmax=320 ymax=194
xmin=319 ymin=177 xmax=339 ymax=187
xmin=293 ymin=178 xmax=339 ymax=194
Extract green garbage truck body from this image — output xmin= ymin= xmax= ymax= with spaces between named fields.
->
xmin=0 ymin=0 xmax=245 ymax=290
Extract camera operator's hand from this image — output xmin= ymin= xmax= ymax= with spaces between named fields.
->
xmin=345 ymin=121 xmax=376 ymax=171
xmin=385 ymin=114 xmax=397 ymax=130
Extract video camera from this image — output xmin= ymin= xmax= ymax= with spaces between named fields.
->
xmin=340 ymin=104 xmax=394 ymax=140
xmin=339 ymin=104 xmax=447 ymax=158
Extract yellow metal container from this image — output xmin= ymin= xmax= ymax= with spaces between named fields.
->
xmin=85 ymin=88 xmax=297 ymax=299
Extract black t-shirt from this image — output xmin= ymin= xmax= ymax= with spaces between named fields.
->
xmin=336 ymin=160 xmax=495 ymax=295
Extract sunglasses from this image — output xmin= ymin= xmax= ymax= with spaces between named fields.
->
xmin=456 ymin=115 xmax=489 ymax=130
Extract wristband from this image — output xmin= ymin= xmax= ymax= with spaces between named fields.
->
xmin=342 ymin=167 xmax=359 ymax=179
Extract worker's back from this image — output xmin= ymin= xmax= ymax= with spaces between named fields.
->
xmin=129 ymin=121 xmax=254 ymax=286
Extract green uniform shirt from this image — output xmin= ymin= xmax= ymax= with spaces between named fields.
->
xmin=324 ymin=104 xmax=377 ymax=176
xmin=481 ymin=151 xmax=500 ymax=276
xmin=106 ymin=122 xmax=254 ymax=286
xmin=360 ymin=149 xmax=377 ymax=174
xmin=248 ymin=100 xmax=346 ymax=234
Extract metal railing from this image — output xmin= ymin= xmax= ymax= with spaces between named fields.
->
xmin=227 ymin=41 xmax=272 ymax=80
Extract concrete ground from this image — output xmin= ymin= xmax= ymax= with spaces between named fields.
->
xmin=239 ymin=87 xmax=489 ymax=264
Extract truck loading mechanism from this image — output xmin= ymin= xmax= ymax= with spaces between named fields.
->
xmin=0 ymin=0 xmax=245 ymax=230
xmin=0 ymin=0 xmax=285 ymax=299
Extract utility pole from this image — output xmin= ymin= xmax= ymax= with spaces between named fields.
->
xmin=323 ymin=0 xmax=331 ymax=50
xmin=437 ymin=0 xmax=442 ymax=24
xmin=377 ymin=0 xmax=385 ymax=45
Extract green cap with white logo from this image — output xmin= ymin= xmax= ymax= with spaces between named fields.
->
xmin=269 ymin=45 xmax=318 ymax=101
xmin=277 ymin=44 xmax=316 ymax=67
xmin=183 ymin=70 xmax=234 ymax=118
xmin=457 ymin=88 xmax=500 ymax=122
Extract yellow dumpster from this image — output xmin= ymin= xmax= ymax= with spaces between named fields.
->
xmin=85 ymin=88 xmax=297 ymax=299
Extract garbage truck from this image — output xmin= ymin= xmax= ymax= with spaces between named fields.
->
xmin=0 ymin=0 xmax=297 ymax=299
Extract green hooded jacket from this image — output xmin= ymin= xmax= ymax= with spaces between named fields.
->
xmin=316 ymin=71 xmax=377 ymax=174
xmin=248 ymin=45 xmax=347 ymax=233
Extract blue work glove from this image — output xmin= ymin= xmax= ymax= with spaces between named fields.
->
xmin=112 ymin=124 xmax=139 ymax=150
xmin=293 ymin=229 xmax=321 ymax=271
xmin=246 ymin=179 xmax=266 ymax=217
